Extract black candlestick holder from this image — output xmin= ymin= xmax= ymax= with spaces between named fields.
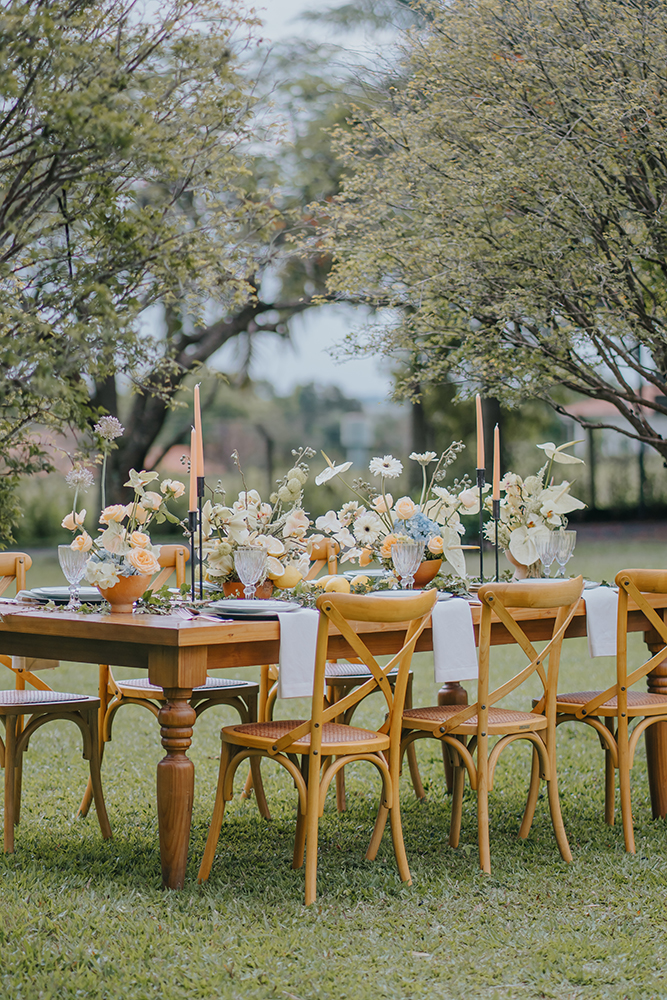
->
xmin=492 ymin=498 xmax=500 ymax=582
xmin=188 ymin=509 xmax=197 ymax=601
xmin=477 ymin=468 xmax=485 ymax=583
xmin=197 ymin=476 xmax=205 ymax=600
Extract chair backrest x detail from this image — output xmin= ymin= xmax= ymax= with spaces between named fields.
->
xmin=149 ymin=544 xmax=189 ymax=592
xmin=269 ymin=589 xmax=438 ymax=757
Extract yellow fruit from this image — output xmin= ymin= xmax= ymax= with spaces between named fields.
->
xmin=324 ymin=576 xmax=351 ymax=593
xmin=350 ymin=574 xmax=370 ymax=588
xmin=314 ymin=574 xmax=332 ymax=587
xmin=273 ymin=565 xmax=303 ymax=590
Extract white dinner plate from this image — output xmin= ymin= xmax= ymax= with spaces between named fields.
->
xmin=30 ymin=587 xmax=104 ymax=603
xmin=206 ymin=599 xmax=301 ymax=619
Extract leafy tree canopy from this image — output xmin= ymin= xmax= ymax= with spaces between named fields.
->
xmin=316 ymin=0 xmax=667 ymax=458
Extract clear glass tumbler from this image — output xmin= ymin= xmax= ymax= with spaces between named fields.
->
xmin=391 ymin=540 xmax=424 ymax=590
xmin=234 ymin=545 xmax=268 ymax=600
xmin=554 ymin=529 xmax=577 ymax=578
xmin=58 ymin=544 xmax=90 ymax=610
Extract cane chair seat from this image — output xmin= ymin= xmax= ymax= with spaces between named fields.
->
xmin=115 ymin=676 xmax=258 ymax=697
xmin=556 ymin=690 xmax=667 ymax=716
xmin=222 ymin=719 xmax=391 ymax=754
xmin=403 ymin=703 xmax=548 ymax=735
xmin=0 ymin=689 xmax=99 ymax=710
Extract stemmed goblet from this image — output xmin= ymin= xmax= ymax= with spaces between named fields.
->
xmin=234 ymin=546 xmax=268 ymax=600
xmin=57 ymin=544 xmax=90 ymax=611
xmin=554 ymin=529 xmax=577 ymax=578
xmin=391 ymin=540 xmax=424 ymax=590
xmin=534 ymin=533 xmax=558 ymax=578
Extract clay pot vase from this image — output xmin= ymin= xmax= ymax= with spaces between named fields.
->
xmin=98 ymin=573 xmax=153 ymax=613
xmin=505 ymin=549 xmax=543 ymax=581
xmin=222 ymin=579 xmax=275 ymax=599
xmin=413 ymin=558 xmax=442 ymax=587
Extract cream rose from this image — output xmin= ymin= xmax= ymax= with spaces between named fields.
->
xmin=99 ymin=504 xmax=127 ymax=525
xmin=129 ymin=531 xmax=151 ymax=548
xmin=61 ymin=509 xmax=86 ymax=531
xmin=379 ymin=533 xmax=399 ymax=559
xmin=140 ymin=491 xmax=163 ymax=511
xmin=160 ymin=478 xmax=185 ymax=498
xmin=126 ymin=547 xmax=161 ymax=575
xmin=393 ymin=496 xmax=418 ymax=520
xmin=70 ymin=531 xmax=92 ymax=552
xmin=127 ymin=503 xmax=149 ymax=524
xmin=427 ymin=535 xmax=444 ymax=555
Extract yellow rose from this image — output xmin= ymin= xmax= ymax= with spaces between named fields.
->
xmin=129 ymin=531 xmax=151 ymax=548
xmin=70 ymin=531 xmax=92 ymax=552
xmin=100 ymin=504 xmax=127 ymax=525
xmin=126 ymin=547 xmax=161 ymax=575
xmin=427 ymin=535 xmax=444 ymax=555
xmin=380 ymin=533 xmax=398 ymax=559
xmin=61 ymin=510 xmax=86 ymax=531
xmin=394 ymin=496 xmax=418 ymax=520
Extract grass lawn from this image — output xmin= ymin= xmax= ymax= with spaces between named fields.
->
xmin=1 ymin=538 xmax=667 ymax=998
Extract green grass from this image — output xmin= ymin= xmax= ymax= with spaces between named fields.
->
xmin=1 ymin=540 xmax=667 ymax=998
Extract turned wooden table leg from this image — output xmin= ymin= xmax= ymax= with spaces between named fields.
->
xmin=437 ymin=682 xmax=469 ymax=793
xmin=644 ymin=642 xmax=667 ymax=819
xmin=157 ymin=689 xmax=196 ymax=889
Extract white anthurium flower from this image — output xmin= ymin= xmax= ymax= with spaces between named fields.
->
xmin=538 ymin=483 xmax=587 ymax=516
xmin=316 ymin=510 xmax=342 ymax=534
xmin=315 ymin=461 xmax=352 ymax=486
xmin=537 ymin=440 xmax=585 ymax=465
xmin=442 ymin=525 xmax=467 ymax=578
xmin=334 ymin=526 xmax=356 ymax=548
xmin=340 ymin=546 xmax=363 ymax=563
xmin=508 ymin=525 xmax=550 ymax=566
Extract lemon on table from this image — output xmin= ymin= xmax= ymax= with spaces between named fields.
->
xmin=350 ymin=574 xmax=370 ymax=588
xmin=273 ymin=565 xmax=303 ymax=590
xmin=324 ymin=576 xmax=351 ymax=594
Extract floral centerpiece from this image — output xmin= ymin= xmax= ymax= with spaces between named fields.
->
xmin=202 ymin=448 xmax=314 ymax=588
xmin=62 ymin=468 xmax=185 ymax=592
xmin=483 ymin=441 xmax=586 ymax=572
xmin=313 ymin=445 xmax=479 ymax=577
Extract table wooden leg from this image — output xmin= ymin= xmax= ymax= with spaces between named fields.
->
xmin=157 ymin=688 xmax=196 ymax=889
xmin=437 ymin=682 xmax=469 ymax=793
xmin=644 ymin=647 xmax=667 ymax=819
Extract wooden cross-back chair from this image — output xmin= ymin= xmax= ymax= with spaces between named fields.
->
xmin=198 ymin=588 xmax=438 ymax=905
xmin=527 ymin=569 xmax=667 ymax=854
xmin=395 ymin=577 xmax=584 ymax=874
xmin=78 ymin=543 xmax=268 ymax=820
xmin=249 ymin=541 xmax=425 ymax=810
xmin=0 ymin=552 xmax=111 ymax=852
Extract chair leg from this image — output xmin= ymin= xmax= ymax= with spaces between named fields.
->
xmin=477 ymin=738 xmax=491 ymax=874
xmin=389 ymin=788 xmax=411 ymax=885
xmin=198 ymin=741 xmax=233 ymax=883
xmin=249 ymin=757 xmax=270 ymax=821
xmin=617 ymin=717 xmax=635 ymax=854
xmin=404 ymin=674 xmax=425 ymax=801
xmin=366 ymin=801 xmax=389 ymax=861
xmin=4 ymin=715 xmax=16 ymax=853
xmin=304 ymin=758 xmax=321 ymax=906
xmin=518 ymin=746 xmax=541 ymax=840
xmin=13 ymin=751 xmax=23 ymax=827
xmin=546 ymin=766 xmax=572 ymax=863
xmin=78 ymin=664 xmax=111 ymax=820
xmin=241 ymin=689 xmax=271 ymax=820
xmin=86 ymin=708 xmax=112 ymax=840
xmin=604 ymin=717 xmax=616 ymax=826
xmin=293 ymin=806 xmax=306 ymax=869
xmin=449 ymin=744 xmax=466 ymax=849
xmin=331 ymin=686 xmax=348 ymax=812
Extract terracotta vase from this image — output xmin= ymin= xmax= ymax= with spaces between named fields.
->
xmin=505 ymin=549 xmax=543 ymax=581
xmin=413 ymin=559 xmax=442 ymax=587
xmin=222 ymin=579 xmax=275 ymax=599
xmin=98 ymin=573 xmax=153 ymax=613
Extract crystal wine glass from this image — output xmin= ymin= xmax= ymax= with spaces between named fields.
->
xmin=554 ymin=529 xmax=577 ymax=578
xmin=534 ymin=532 xmax=558 ymax=578
xmin=234 ymin=546 xmax=268 ymax=600
xmin=391 ymin=540 xmax=424 ymax=590
xmin=58 ymin=544 xmax=90 ymax=610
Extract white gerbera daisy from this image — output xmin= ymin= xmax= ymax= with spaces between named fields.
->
xmin=409 ymin=451 xmax=437 ymax=466
xmin=369 ymin=455 xmax=403 ymax=479
xmin=353 ymin=513 xmax=383 ymax=544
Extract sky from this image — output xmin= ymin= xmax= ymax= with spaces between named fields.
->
xmin=222 ymin=0 xmax=395 ymax=401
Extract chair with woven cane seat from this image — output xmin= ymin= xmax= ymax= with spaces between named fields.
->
xmin=393 ymin=577 xmax=583 ymax=873
xmin=521 ymin=568 xmax=667 ymax=854
xmin=257 ymin=542 xmax=426 ymax=809
xmin=78 ymin=543 xmax=268 ymax=820
xmin=198 ymin=588 xmax=437 ymax=905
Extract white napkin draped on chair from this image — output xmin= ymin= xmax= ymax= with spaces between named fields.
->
xmin=277 ymin=608 xmax=320 ymax=699
xmin=583 ymin=586 xmax=619 ymax=658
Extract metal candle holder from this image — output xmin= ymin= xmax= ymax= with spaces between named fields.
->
xmin=477 ymin=467 xmax=485 ymax=583
xmin=188 ymin=510 xmax=197 ymax=601
xmin=492 ymin=498 xmax=500 ymax=582
xmin=197 ymin=476 xmax=205 ymax=600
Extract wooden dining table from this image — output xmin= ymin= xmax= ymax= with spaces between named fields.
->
xmin=0 ymin=590 xmax=666 ymax=889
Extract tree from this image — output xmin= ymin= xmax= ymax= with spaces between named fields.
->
xmin=316 ymin=0 xmax=667 ymax=461
xmin=0 ymin=0 xmax=274 ymax=540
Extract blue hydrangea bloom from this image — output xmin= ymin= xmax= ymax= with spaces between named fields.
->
xmin=402 ymin=512 xmax=440 ymax=542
